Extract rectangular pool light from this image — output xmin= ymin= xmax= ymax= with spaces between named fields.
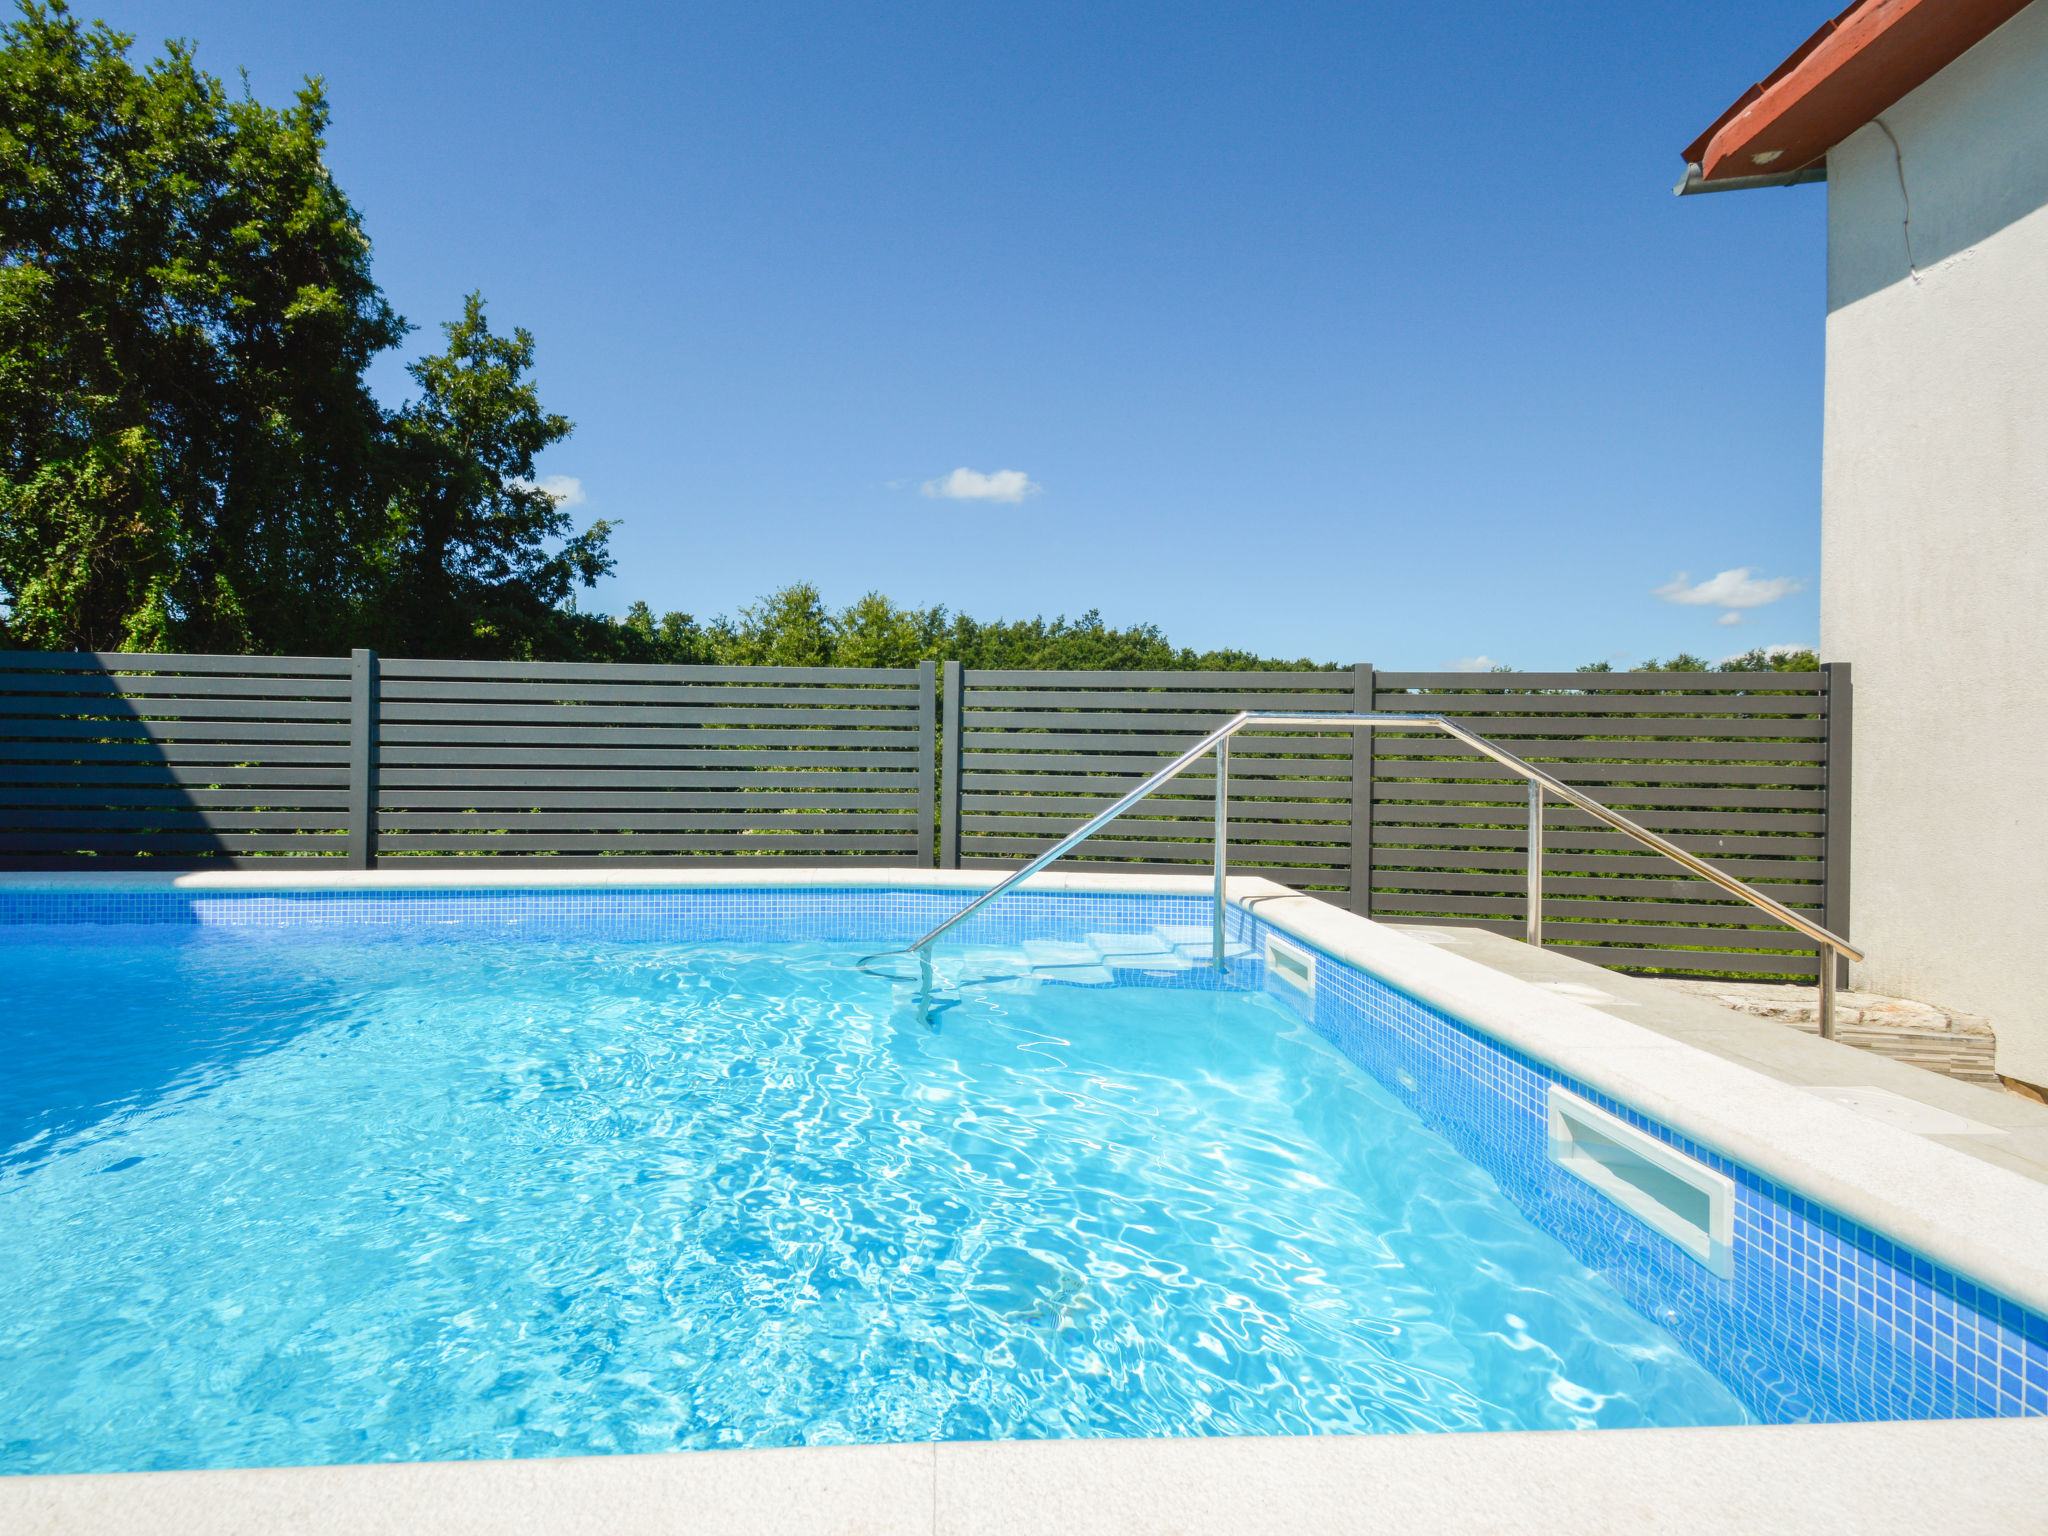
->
xmin=1548 ymin=1086 xmax=1734 ymax=1279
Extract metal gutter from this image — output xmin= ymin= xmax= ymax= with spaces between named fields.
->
xmin=1674 ymin=160 xmax=1828 ymax=196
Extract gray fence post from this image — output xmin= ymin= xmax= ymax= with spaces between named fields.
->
xmin=1350 ymin=662 xmax=1376 ymax=916
xmin=939 ymin=660 xmax=962 ymax=869
xmin=917 ymin=660 xmax=938 ymax=867
xmin=347 ymin=648 xmax=379 ymax=869
xmin=1822 ymin=661 xmax=1853 ymax=987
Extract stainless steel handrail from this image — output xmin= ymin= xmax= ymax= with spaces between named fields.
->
xmin=869 ymin=710 xmax=1863 ymax=1037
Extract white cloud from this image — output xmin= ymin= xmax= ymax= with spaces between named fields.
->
xmin=508 ymin=474 xmax=585 ymax=506
xmin=921 ymin=467 xmax=1040 ymax=503
xmin=1717 ymin=611 xmax=1744 ymax=627
xmin=1654 ymin=567 xmax=1804 ymax=609
xmin=1445 ymin=655 xmax=1497 ymax=672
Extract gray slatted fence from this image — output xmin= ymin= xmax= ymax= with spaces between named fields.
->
xmin=943 ymin=667 xmax=1372 ymax=900
xmin=946 ymin=664 xmax=1846 ymax=980
xmin=0 ymin=651 xmax=936 ymax=870
xmin=1368 ymin=669 xmax=1842 ymax=978
xmin=372 ymin=656 xmax=934 ymax=866
xmin=0 ymin=649 xmax=1848 ymax=979
xmin=0 ymin=650 xmax=356 ymax=862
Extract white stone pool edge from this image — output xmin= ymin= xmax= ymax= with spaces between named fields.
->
xmin=5 ymin=866 xmax=2045 ymax=1534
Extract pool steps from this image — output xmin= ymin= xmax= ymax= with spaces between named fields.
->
xmin=959 ymin=927 xmax=1253 ymax=988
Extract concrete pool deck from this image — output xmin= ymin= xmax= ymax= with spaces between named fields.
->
xmin=1374 ymin=919 xmax=2048 ymax=1187
xmin=5 ymin=867 xmax=2046 ymax=1531
xmin=8 ymin=1419 xmax=2048 ymax=1535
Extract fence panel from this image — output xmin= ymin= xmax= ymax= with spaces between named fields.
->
xmin=951 ymin=668 xmax=1371 ymax=900
xmin=0 ymin=650 xmax=1846 ymax=980
xmin=1368 ymin=669 xmax=1835 ymax=979
xmin=372 ymin=656 xmax=933 ymax=866
xmin=0 ymin=651 xmax=356 ymax=865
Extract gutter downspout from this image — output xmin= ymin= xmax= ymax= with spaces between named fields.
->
xmin=1674 ymin=160 xmax=1829 ymax=195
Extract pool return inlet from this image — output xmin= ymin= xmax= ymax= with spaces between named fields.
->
xmin=861 ymin=711 xmax=1863 ymax=1034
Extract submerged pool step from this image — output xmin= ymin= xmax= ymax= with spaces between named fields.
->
xmin=954 ymin=928 xmax=1252 ymax=986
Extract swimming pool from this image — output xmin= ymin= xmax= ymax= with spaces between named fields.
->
xmin=3 ymin=876 xmax=2044 ymax=1476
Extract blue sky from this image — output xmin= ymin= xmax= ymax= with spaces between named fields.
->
xmin=95 ymin=0 xmax=1830 ymax=668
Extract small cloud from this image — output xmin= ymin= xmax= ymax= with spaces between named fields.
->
xmin=508 ymin=474 xmax=585 ymax=506
xmin=1445 ymin=655 xmax=1497 ymax=672
xmin=921 ymin=467 xmax=1040 ymax=503
xmin=1717 ymin=611 xmax=1744 ymax=627
xmin=1654 ymin=567 xmax=1803 ymax=609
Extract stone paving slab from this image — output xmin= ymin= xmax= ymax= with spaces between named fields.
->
xmin=1646 ymin=978 xmax=2001 ymax=1086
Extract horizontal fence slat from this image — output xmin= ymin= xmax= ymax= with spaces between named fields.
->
xmin=1374 ymin=870 xmax=1819 ymax=901
xmin=0 ymin=832 xmax=345 ymax=852
xmin=1379 ymin=760 xmax=1826 ymax=787
xmin=1 ymin=809 xmax=350 ymax=831
xmin=964 ymin=710 xmax=1376 ymax=733
xmin=377 ymin=704 xmax=919 ymax=728
xmin=1376 ymin=805 xmax=1825 ymax=832
xmin=0 ymin=766 xmax=352 ymax=787
xmin=1367 ymin=716 xmax=1823 ymax=740
xmin=379 ymin=766 xmax=923 ymax=787
xmin=1380 ymin=671 xmax=1821 ymax=692
xmin=1380 ymin=783 xmax=1824 ymax=810
xmin=377 ymin=813 xmax=919 ymax=833
xmin=0 ymin=674 xmax=354 ymax=700
xmin=961 ymin=836 xmax=1348 ymax=868
xmin=376 ymin=726 xmax=919 ymax=749
xmin=0 ymin=652 xmax=353 ymax=676
xmin=1374 ymin=738 xmax=1822 ymax=763
xmin=0 ymin=744 xmax=350 ymax=765
xmin=377 ymin=681 xmax=922 ymax=707
xmin=373 ymin=833 xmax=919 ymax=852
xmin=1385 ymin=893 xmax=1830 ymax=925
xmin=1372 ymin=692 xmax=1821 ymax=716
xmin=378 ymin=659 xmax=916 ymax=685
xmin=382 ymin=708 xmax=921 ymax=733
xmin=961 ymin=690 xmax=1366 ymax=712
xmin=0 ymin=697 xmax=348 ymax=722
xmin=962 ymin=670 xmax=1348 ymax=689
xmin=1 ymin=788 xmax=350 ymax=809
xmin=378 ymin=790 xmax=923 ymax=811
xmin=960 ymin=854 xmax=1348 ymax=881
xmin=1 ymin=719 xmax=349 ymax=745
xmin=961 ymin=795 xmax=1354 ymax=823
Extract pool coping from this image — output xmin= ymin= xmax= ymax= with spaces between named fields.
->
xmin=7 ymin=866 xmax=2048 ymax=1531
xmin=7 ymin=1419 xmax=2048 ymax=1534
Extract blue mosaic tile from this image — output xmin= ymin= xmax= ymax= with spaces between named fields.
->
xmin=3 ymin=880 xmax=2043 ymax=1425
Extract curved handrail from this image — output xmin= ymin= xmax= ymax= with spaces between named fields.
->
xmin=868 ymin=710 xmax=1861 ymax=1036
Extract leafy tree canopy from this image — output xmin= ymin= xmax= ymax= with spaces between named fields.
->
xmin=589 ymin=584 xmax=1336 ymax=671
xmin=0 ymin=3 xmax=611 ymax=655
xmin=1577 ymin=647 xmax=1819 ymax=674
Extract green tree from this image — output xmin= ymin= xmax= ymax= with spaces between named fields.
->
xmin=0 ymin=1 xmax=402 ymax=651
xmin=380 ymin=294 xmax=612 ymax=657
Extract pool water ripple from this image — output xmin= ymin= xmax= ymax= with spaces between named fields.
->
xmin=0 ymin=926 xmax=1750 ymax=1473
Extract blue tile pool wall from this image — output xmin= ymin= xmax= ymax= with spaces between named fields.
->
xmin=0 ymin=885 xmax=1224 ymax=954
xmin=1227 ymin=908 xmax=2048 ymax=1426
xmin=5 ymin=884 xmax=2043 ymax=1424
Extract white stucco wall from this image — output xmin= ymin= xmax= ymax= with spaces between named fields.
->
xmin=1821 ymin=0 xmax=2048 ymax=1081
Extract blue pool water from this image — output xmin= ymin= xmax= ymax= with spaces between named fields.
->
xmin=1 ymin=917 xmax=1755 ymax=1473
